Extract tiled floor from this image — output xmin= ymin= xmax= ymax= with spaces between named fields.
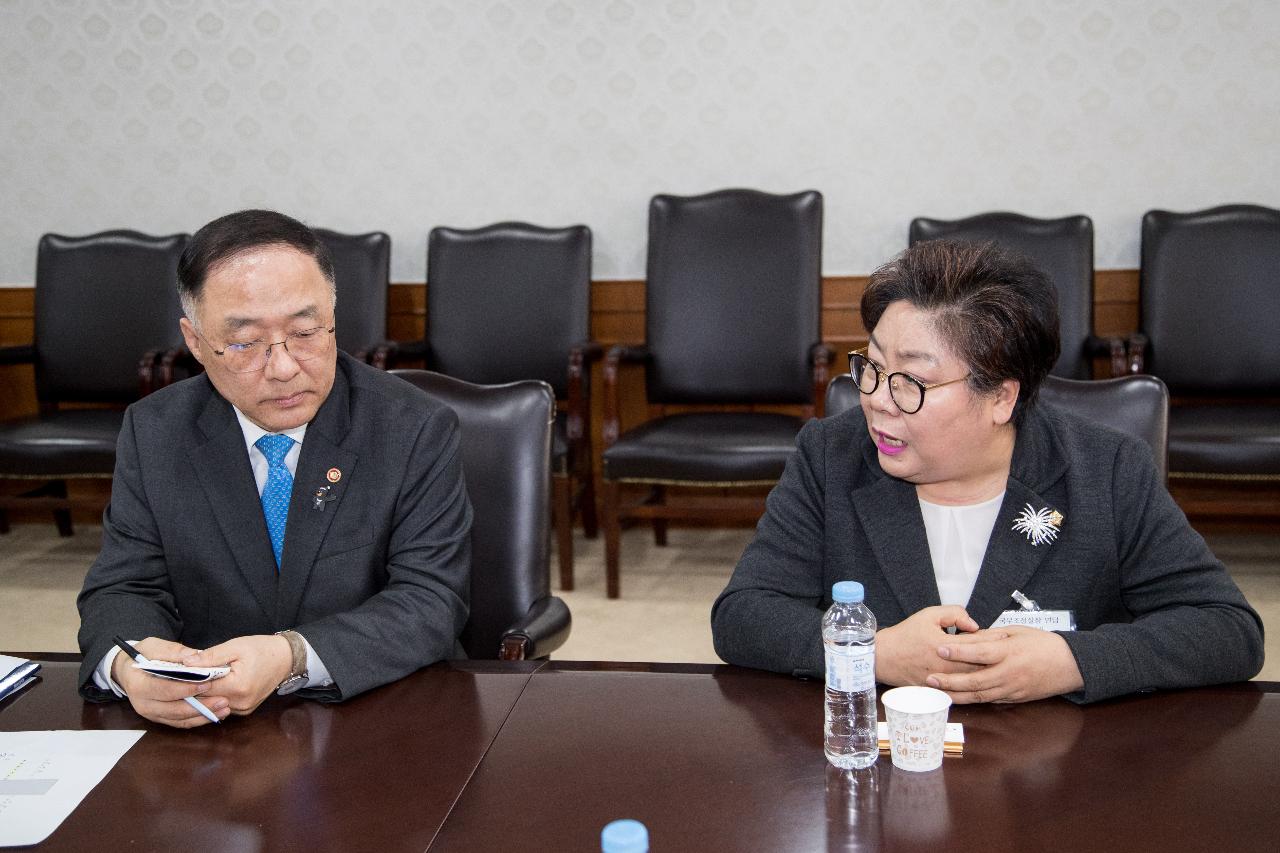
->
xmin=2 ymin=522 xmax=1277 ymax=682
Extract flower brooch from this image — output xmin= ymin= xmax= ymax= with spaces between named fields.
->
xmin=1012 ymin=504 xmax=1064 ymax=546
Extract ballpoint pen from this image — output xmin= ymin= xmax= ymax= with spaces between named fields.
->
xmin=112 ymin=635 xmax=221 ymax=724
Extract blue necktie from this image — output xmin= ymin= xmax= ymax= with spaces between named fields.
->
xmin=256 ymin=434 xmax=295 ymax=569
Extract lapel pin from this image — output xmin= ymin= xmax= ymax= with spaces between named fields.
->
xmin=312 ymin=485 xmax=338 ymax=512
xmin=1012 ymin=504 xmax=1062 ymax=546
xmin=326 ymin=467 xmax=342 ymax=483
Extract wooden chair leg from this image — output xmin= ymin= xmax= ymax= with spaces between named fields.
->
xmin=579 ymin=473 xmax=599 ymax=540
xmin=603 ymin=479 xmax=622 ymax=599
xmin=54 ymin=509 xmax=74 ymax=537
xmin=651 ymin=485 xmax=668 ymax=547
xmin=552 ymin=475 xmax=575 ymax=591
xmin=2 ymin=480 xmax=84 ymax=535
xmin=49 ymin=480 xmax=73 ymax=537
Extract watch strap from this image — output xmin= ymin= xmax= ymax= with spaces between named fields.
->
xmin=275 ymin=630 xmax=308 ymax=692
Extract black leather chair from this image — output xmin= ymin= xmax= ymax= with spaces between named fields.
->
xmin=417 ymin=222 xmax=598 ymax=593
xmin=391 ymin=370 xmax=571 ymax=660
xmin=0 ymin=231 xmax=187 ymax=535
xmin=314 ymin=229 xmax=393 ymax=367
xmin=822 ymin=373 xmax=859 ymax=421
xmin=824 ymin=372 xmax=1170 ymax=480
xmin=1131 ymin=205 xmax=1280 ymax=488
xmin=601 ymin=189 xmax=830 ymax=598
xmin=909 ymin=213 xmax=1121 ymax=378
xmin=1039 ymin=375 xmax=1170 ymax=481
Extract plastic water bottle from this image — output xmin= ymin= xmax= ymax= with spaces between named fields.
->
xmin=823 ymin=581 xmax=878 ymax=769
xmin=601 ymin=819 xmax=649 ymax=853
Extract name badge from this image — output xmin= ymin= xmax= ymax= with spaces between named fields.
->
xmin=991 ymin=610 xmax=1076 ymax=631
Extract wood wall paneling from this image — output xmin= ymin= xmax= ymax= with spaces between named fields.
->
xmin=0 ymin=289 xmax=38 ymax=420
xmin=10 ymin=273 xmax=1272 ymax=525
xmin=386 ymin=281 xmax=425 ymax=344
xmin=0 ymin=272 xmax=1151 ymax=428
xmin=1093 ymin=269 xmax=1140 ymax=337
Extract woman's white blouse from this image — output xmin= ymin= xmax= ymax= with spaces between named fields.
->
xmin=918 ymin=491 xmax=1006 ymax=608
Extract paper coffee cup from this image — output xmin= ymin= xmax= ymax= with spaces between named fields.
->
xmin=882 ymin=686 xmax=952 ymax=772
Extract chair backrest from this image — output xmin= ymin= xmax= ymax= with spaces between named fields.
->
xmin=824 ymin=373 xmax=1170 ymax=480
xmin=910 ymin=212 xmax=1095 ymax=379
xmin=1039 ymin=375 xmax=1170 ymax=481
xmin=646 ymin=189 xmax=822 ymax=404
xmin=389 ymin=369 xmax=555 ymax=659
xmin=1141 ymin=204 xmax=1280 ymax=395
xmin=34 ymin=230 xmax=188 ymax=403
xmin=427 ymin=222 xmax=591 ymax=399
xmin=314 ymin=229 xmax=391 ymax=357
xmin=824 ymin=372 xmax=859 ymax=420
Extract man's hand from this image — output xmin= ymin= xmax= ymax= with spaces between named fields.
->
xmin=110 ymin=638 xmax=231 ymax=729
xmin=875 ymin=606 xmax=1002 ymax=686
xmin=926 ymin=626 xmax=1084 ymax=703
xmin=183 ymin=635 xmax=293 ymax=717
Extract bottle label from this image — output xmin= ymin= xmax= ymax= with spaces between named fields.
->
xmin=825 ymin=644 xmax=875 ymax=692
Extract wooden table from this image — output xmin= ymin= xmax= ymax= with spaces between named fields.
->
xmin=3 ymin=658 xmax=1277 ymax=852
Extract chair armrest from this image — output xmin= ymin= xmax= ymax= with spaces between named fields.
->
xmin=499 ymin=595 xmax=572 ymax=661
xmin=0 ymin=344 xmax=35 ymax=365
xmin=602 ymin=345 xmax=651 ymax=448
xmin=1126 ymin=333 xmax=1149 ymax=375
xmin=351 ymin=340 xmax=400 ymax=371
xmin=566 ymin=341 xmax=606 ymax=442
xmin=157 ymin=347 xmax=201 ymax=389
xmin=1083 ymin=335 xmax=1128 ymax=378
xmin=138 ymin=350 xmax=163 ymax=396
xmin=605 ymin=345 xmax=651 ymax=364
xmin=809 ymin=343 xmax=835 ymax=417
xmin=570 ymin=341 xmax=606 ymax=362
xmin=379 ymin=339 xmax=429 ymax=370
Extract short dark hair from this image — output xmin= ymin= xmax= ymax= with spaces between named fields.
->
xmin=860 ymin=239 xmax=1060 ymax=424
xmin=177 ymin=209 xmax=335 ymax=321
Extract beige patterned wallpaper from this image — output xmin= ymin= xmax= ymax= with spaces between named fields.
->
xmin=1 ymin=0 xmax=1277 ymax=283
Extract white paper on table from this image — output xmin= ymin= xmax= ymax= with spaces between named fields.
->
xmin=0 ymin=730 xmax=145 ymax=847
xmin=0 ymin=656 xmax=33 ymax=680
xmin=0 ymin=656 xmax=40 ymax=701
xmin=877 ymin=721 xmax=965 ymax=747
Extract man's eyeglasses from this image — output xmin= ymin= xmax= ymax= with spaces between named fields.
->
xmin=847 ymin=347 xmax=970 ymax=414
xmin=207 ymin=325 xmax=335 ymax=374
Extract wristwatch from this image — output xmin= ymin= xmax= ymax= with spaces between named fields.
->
xmin=274 ymin=630 xmax=309 ymax=695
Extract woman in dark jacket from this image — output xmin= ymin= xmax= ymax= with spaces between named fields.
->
xmin=711 ymin=240 xmax=1263 ymax=704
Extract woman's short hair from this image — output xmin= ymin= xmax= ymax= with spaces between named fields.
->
xmin=861 ymin=239 xmax=1061 ymax=424
xmin=177 ymin=209 xmax=335 ymax=323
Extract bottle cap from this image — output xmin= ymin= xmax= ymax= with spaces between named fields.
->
xmin=832 ymin=581 xmax=864 ymax=603
xmin=602 ymin=819 xmax=649 ymax=853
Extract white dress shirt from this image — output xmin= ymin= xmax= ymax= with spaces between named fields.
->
xmin=918 ymin=491 xmax=1005 ymax=608
xmin=93 ymin=406 xmax=334 ymax=696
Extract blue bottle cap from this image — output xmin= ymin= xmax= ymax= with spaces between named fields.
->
xmin=602 ymin=819 xmax=649 ymax=853
xmin=832 ymin=581 xmax=864 ymax=603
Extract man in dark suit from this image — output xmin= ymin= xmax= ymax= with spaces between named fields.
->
xmin=78 ymin=209 xmax=471 ymax=727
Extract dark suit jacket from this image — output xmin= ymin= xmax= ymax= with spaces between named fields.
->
xmin=711 ymin=403 xmax=1264 ymax=703
xmin=77 ymin=352 xmax=472 ymax=701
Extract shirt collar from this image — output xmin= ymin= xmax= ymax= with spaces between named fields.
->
xmin=232 ymin=406 xmax=308 ymax=455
